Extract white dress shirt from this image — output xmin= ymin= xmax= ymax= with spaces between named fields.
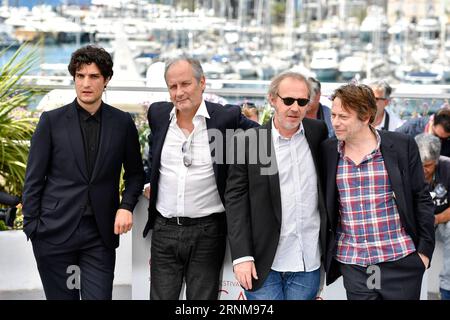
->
xmin=375 ymin=109 xmax=404 ymax=131
xmin=233 ymin=119 xmax=321 ymax=272
xmin=156 ymin=100 xmax=225 ymax=218
xmin=270 ymin=119 xmax=321 ymax=272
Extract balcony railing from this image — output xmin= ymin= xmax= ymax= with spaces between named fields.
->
xmin=22 ymin=76 xmax=450 ymax=120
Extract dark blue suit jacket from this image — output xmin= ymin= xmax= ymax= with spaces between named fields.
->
xmin=22 ymin=100 xmax=145 ymax=249
xmin=321 ymin=130 xmax=435 ymax=285
xmin=143 ymin=101 xmax=258 ymax=237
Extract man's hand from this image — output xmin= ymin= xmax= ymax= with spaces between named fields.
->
xmin=234 ymin=261 xmax=258 ymax=290
xmin=114 ymin=209 xmax=133 ymax=235
xmin=418 ymin=252 xmax=429 ymax=269
xmin=143 ymin=185 xmax=151 ymax=199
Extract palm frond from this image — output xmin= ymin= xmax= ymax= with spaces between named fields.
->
xmin=0 ymin=42 xmax=40 ymax=196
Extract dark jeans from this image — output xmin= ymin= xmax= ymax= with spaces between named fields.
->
xmin=338 ymin=252 xmax=426 ymax=300
xmin=150 ymin=213 xmax=226 ymax=300
xmin=31 ymin=215 xmax=116 ymax=300
xmin=440 ymin=288 xmax=450 ymax=300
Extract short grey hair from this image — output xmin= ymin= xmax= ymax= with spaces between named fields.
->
xmin=370 ymin=80 xmax=392 ymax=99
xmin=415 ymin=133 xmax=441 ymax=163
xmin=164 ymin=56 xmax=204 ymax=83
xmin=268 ymin=71 xmax=312 ymax=100
xmin=308 ymin=77 xmax=321 ymax=96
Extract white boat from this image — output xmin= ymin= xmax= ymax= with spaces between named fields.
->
xmin=338 ymin=55 xmax=366 ymax=81
xmin=403 ymin=69 xmax=443 ymax=84
xmin=310 ymin=49 xmax=339 ymax=81
xmin=233 ymin=60 xmax=257 ymax=79
xmin=35 ymin=63 xmax=72 ymax=86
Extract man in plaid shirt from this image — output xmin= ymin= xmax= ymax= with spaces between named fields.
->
xmin=321 ymin=83 xmax=435 ymax=299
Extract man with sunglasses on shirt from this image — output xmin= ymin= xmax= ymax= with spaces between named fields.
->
xmin=225 ymin=72 xmax=328 ymax=300
xmin=142 ymin=57 xmax=258 ymax=300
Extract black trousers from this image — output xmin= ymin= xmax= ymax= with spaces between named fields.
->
xmin=338 ymin=252 xmax=426 ymax=300
xmin=150 ymin=213 xmax=226 ymax=300
xmin=31 ymin=215 xmax=116 ymax=300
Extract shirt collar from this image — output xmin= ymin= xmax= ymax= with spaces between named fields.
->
xmin=75 ymin=100 xmax=102 ymax=122
xmin=375 ymin=111 xmax=387 ymax=130
xmin=337 ymin=127 xmax=381 ymax=156
xmin=271 ymin=117 xmax=304 ymax=142
xmin=169 ymin=100 xmax=210 ymax=122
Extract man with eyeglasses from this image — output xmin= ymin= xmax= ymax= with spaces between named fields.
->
xmin=225 ymin=72 xmax=328 ymax=299
xmin=321 ymin=83 xmax=434 ymax=299
xmin=397 ymin=108 xmax=450 ymax=157
xmin=142 ymin=57 xmax=258 ymax=300
xmin=369 ymin=80 xmax=403 ymax=131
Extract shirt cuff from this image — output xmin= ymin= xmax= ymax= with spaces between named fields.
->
xmin=233 ymin=256 xmax=255 ymax=266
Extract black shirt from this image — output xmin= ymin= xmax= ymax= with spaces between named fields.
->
xmin=76 ymin=101 xmax=101 ymax=177
xmin=76 ymin=101 xmax=101 ymax=216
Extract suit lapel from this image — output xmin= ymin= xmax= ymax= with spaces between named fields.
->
xmin=154 ymin=104 xmax=173 ymax=172
xmin=90 ymin=102 xmax=113 ymax=182
xmin=65 ymin=101 xmax=89 ymax=181
xmin=379 ymin=132 xmax=407 ymax=213
xmin=326 ymin=139 xmax=339 ymax=226
xmin=263 ymin=120 xmax=282 ymax=226
xmin=303 ymin=119 xmax=320 ymax=172
xmin=205 ymin=102 xmax=219 ymax=183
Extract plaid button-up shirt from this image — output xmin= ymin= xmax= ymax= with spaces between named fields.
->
xmin=335 ymin=131 xmax=416 ymax=266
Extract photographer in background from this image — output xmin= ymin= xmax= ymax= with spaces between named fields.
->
xmin=415 ymin=133 xmax=450 ymax=300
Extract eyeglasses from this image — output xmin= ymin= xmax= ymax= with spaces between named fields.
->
xmin=182 ymin=140 xmax=192 ymax=167
xmin=277 ymin=93 xmax=309 ymax=107
xmin=375 ymin=97 xmax=388 ymax=101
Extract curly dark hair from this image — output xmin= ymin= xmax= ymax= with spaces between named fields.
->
xmin=68 ymin=45 xmax=113 ymax=80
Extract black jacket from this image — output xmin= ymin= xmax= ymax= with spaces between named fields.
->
xmin=22 ymin=101 xmax=145 ymax=249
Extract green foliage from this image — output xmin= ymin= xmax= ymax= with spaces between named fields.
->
xmin=134 ymin=112 xmax=150 ymax=156
xmin=14 ymin=207 xmax=23 ymax=230
xmin=272 ymin=1 xmax=286 ymax=25
xmin=259 ymin=103 xmax=273 ymax=125
xmin=0 ymin=43 xmax=41 ymax=196
xmin=0 ymin=220 xmax=7 ymax=231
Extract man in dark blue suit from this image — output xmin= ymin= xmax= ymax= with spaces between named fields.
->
xmin=22 ymin=45 xmax=144 ymax=300
xmin=143 ymin=57 xmax=258 ymax=299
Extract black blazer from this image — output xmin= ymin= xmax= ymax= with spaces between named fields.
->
xmin=22 ymin=101 xmax=145 ymax=249
xmin=224 ymin=118 xmax=329 ymax=291
xmin=143 ymin=101 xmax=258 ymax=237
xmin=321 ymin=130 xmax=435 ymax=285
